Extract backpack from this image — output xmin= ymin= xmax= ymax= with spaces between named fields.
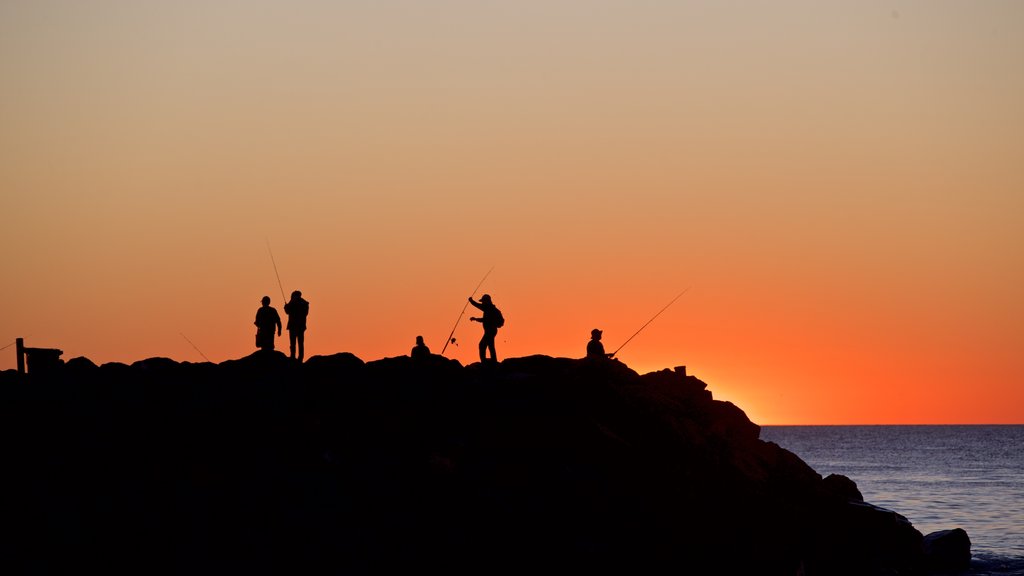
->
xmin=494 ymin=307 xmax=505 ymax=328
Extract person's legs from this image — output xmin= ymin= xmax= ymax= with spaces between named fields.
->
xmin=483 ymin=329 xmax=497 ymax=362
xmin=478 ymin=336 xmax=487 ymax=363
xmin=296 ymin=331 xmax=305 ymax=362
xmin=258 ymin=329 xmax=273 ymax=351
xmin=289 ymin=331 xmax=297 ymax=359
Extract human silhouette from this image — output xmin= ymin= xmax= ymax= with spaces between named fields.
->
xmin=411 ymin=335 xmax=431 ymax=360
xmin=587 ymin=328 xmax=613 ymax=359
xmin=254 ymin=296 xmax=282 ymax=351
xmin=469 ymin=294 xmax=503 ymax=363
xmin=284 ymin=290 xmax=310 ymax=362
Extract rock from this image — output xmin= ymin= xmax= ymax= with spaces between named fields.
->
xmin=0 ymin=352 xmax=939 ymax=575
xmin=303 ymin=351 xmax=365 ymax=373
xmin=923 ymin=528 xmax=971 ymax=574
xmin=64 ymin=356 xmax=99 ymax=372
xmin=823 ymin=473 xmax=864 ymax=502
xmin=98 ymin=361 xmax=131 ymax=375
xmin=805 ymin=500 xmax=923 ymax=576
xmin=131 ymin=356 xmax=181 ymax=371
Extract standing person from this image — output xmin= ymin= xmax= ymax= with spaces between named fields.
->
xmin=284 ymin=290 xmax=310 ymax=362
xmin=587 ymin=328 xmax=613 ymax=359
xmin=254 ymin=296 xmax=282 ymax=351
xmin=411 ymin=335 xmax=431 ymax=360
xmin=469 ymin=294 xmax=503 ymax=363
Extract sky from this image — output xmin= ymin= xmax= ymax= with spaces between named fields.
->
xmin=2 ymin=1 xmax=1022 ymax=424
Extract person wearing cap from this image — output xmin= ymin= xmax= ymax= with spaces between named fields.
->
xmin=411 ymin=335 xmax=431 ymax=360
xmin=254 ymin=296 xmax=282 ymax=351
xmin=469 ymin=293 xmax=503 ymax=363
xmin=587 ymin=328 xmax=613 ymax=359
xmin=284 ymin=290 xmax=310 ymax=362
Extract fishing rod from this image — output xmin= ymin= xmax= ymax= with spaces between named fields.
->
xmin=611 ymin=286 xmax=690 ymax=358
xmin=266 ymin=238 xmax=288 ymax=305
xmin=440 ymin=266 xmax=494 ymax=356
xmin=0 ymin=340 xmax=16 ymax=352
xmin=180 ymin=332 xmax=212 ymax=363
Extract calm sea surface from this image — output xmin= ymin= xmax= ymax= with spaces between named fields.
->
xmin=761 ymin=426 xmax=1024 ymax=575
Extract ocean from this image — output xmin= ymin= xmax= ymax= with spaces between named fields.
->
xmin=761 ymin=425 xmax=1024 ymax=575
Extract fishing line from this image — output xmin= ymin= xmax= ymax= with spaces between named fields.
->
xmin=266 ymin=238 xmax=287 ymax=305
xmin=611 ymin=286 xmax=691 ymax=358
xmin=180 ymin=333 xmax=212 ymax=363
xmin=440 ymin=266 xmax=494 ymax=356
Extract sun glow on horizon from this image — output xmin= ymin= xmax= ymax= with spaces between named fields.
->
xmin=2 ymin=1 xmax=1023 ymax=424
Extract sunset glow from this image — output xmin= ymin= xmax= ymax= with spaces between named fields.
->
xmin=2 ymin=1 xmax=1022 ymax=424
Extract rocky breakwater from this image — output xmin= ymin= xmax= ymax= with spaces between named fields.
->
xmin=0 ymin=352 xmax=969 ymax=575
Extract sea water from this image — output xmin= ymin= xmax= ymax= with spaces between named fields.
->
xmin=760 ymin=425 xmax=1024 ymax=575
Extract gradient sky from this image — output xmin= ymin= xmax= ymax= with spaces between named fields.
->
xmin=2 ymin=1 xmax=1022 ymax=424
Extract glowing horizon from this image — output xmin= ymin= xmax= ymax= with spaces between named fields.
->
xmin=2 ymin=1 xmax=1022 ymax=425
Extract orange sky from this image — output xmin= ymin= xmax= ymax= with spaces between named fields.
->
xmin=2 ymin=1 xmax=1022 ymax=424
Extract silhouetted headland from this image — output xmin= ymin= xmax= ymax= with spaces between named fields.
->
xmin=0 ymin=352 xmax=970 ymax=575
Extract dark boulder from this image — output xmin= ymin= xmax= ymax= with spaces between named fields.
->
xmin=304 ymin=351 xmax=365 ymax=373
xmin=64 ymin=356 xmax=99 ymax=373
xmin=923 ymin=528 xmax=971 ymax=574
xmin=804 ymin=500 xmax=924 ymax=576
xmin=822 ymin=473 xmax=864 ymax=502
xmin=131 ymin=357 xmax=181 ymax=371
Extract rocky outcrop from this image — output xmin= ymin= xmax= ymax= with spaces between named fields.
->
xmin=0 ymin=352 xmax=964 ymax=575
xmin=923 ymin=528 xmax=972 ymax=574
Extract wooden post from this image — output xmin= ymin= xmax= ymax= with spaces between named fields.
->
xmin=16 ymin=338 xmax=25 ymax=374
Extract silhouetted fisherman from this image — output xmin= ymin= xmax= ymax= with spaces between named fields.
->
xmin=254 ymin=295 xmax=282 ymax=351
xmin=284 ymin=290 xmax=310 ymax=361
xmin=469 ymin=293 xmax=503 ymax=363
xmin=587 ymin=328 xmax=613 ymax=359
xmin=411 ymin=335 xmax=431 ymax=360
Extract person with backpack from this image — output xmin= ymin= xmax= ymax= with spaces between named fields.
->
xmin=469 ymin=293 xmax=503 ymax=363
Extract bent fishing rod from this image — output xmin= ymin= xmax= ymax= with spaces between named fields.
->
xmin=440 ymin=266 xmax=494 ymax=356
xmin=266 ymin=238 xmax=288 ymax=305
xmin=611 ymin=286 xmax=691 ymax=358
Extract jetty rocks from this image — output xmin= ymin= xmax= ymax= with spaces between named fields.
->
xmin=1 ymin=352 xmax=969 ymax=575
